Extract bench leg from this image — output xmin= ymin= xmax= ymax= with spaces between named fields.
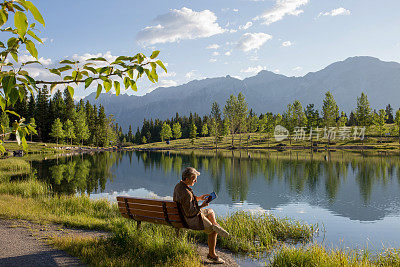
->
xmin=137 ymin=221 xmax=141 ymax=230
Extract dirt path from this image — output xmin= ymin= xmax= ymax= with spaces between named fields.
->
xmin=0 ymin=219 xmax=239 ymax=266
xmin=0 ymin=219 xmax=109 ymax=267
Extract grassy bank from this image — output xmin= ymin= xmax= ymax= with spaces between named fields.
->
xmin=0 ymin=158 xmax=31 ymax=178
xmin=132 ymin=131 xmax=400 ymax=151
xmin=271 ymin=244 xmax=400 ymax=266
xmin=0 ymin=177 xmax=316 ymax=265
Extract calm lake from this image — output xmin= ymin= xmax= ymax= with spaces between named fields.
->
xmin=29 ymin=150 xmax=400 ymax=258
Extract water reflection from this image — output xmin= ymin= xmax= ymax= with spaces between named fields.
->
xmin=30 ymin=150 xmax=400 ymax=222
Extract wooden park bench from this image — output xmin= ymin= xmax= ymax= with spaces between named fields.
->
xmin=116 ymin=196 xmax=189 ymax=235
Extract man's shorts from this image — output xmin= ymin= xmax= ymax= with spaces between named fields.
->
xmin=201 ymin=208 xmax=214 ymax=234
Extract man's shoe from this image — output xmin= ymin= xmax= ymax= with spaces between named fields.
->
xmin=212 ymin=224 xmax=229 ymax=238
xmin=207 ymin=254 xmax=225 ymax=264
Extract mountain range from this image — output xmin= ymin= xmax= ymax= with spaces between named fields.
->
xmin=83 ymin=56 xmax=400 ymax=131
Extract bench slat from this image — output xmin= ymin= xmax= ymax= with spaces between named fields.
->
xmin=120 ymin=213 xmax=184 ymax=228
xmin=117 ymin=202 xmax=178 ymax=213
xmin=118 ymin=206 xmax=181 ymax=222
xmin=117 ymin=196 xmax=177 ymax=208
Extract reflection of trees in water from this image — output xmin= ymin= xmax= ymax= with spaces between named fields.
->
xmin=144 ymin=151 xmax=400 ymax=204
xmin=37 ymin=152 xmax=117 ymax=195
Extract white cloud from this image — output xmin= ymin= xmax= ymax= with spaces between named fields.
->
xmin=159 ymin=79 xmax=178 ymax=87
xmin=19 ymin=55 xmax=52 ymax=66
xmin=209 ymin=58 xmax=217 ymax=63
xmin=241 ymin=65 xmax=266 ymax=74
xmin=185 ymin=70 xmax=197 ymax=79
xmin=160 ymin=71 xmax=176 ymax=78
xmin=318 ymin=7 xmax=351 ymax=17
xmin=212 ymin=51 xmax=219 ymax=56
xmin=229 ymin=29 xmax=237 ymax=33
xmin=274 ymin=69 xmax=280 ymax=73
xmin=239 ymin=21 xmax=253 ymax=30
xmin=233 ymin=9 xmax=239 ymax=12
xmin=282 ymin=41 xmax=292 ymax=47
xmin=224 ymin=51 xmax=232 ymax=56
xmin=237 ymin=32 xmax=272 ymax=52
xmin=71 ymin=51 xmax=117 ymax=63
xmin=292 ymin=66 xmax=302 ymax=71
xmin=206 ymin=44 xmax=220 ymax=49
xmin=255 ymin=0 xmax=309 ymax=25
xmin=136 ymin=7 xmax=226 ymax=45
xmin=249 ymin=55 xmax=260 ymax=61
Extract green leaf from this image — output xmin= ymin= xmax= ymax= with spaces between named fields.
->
xmin=14 ymin=11 xmax=28 ymax=38
xmin=27 ymin=30 xmax=42 ymax=44
xmin=2 ymin=75 xmax=16 ymax=95
xmin=60 ymin=59 xmax=76 ymax=64
xmin=49 ymin=69 xmax=61 ymax=76
xmin=96 ymin=84 xmax=102 ymax=99
xmin=150 ymin=50 xmax=160 ymax=59
xmin=21 ymin=136 xmax=28 ymax=151
xmin=127 ymin=69 xmax=133 ymax=79
xmin=156 ymin=60 xmax=167 ymax=73
xmin=144 ymin=69 xmax=155 ymax=83
xmin=83 ymin=66 xmax=97 ymax=74
xmin=9 ymin=86 xmax=19 ymax=105
xmin=114 ymin=81 xmax=120 ymax=96
xmin=67 ymin=86 xmax=74 ymax=98
xmin=123 ymin=77 xmax=130 ymax=89
xmin=0 ymin=9 xmax=8 ymax=27
xmin=5 ymin=110 xmax=20 ymax=118
xmin=25 ymin=1 xmax=45 ymax=26
xmin=58 ymin=65 xmax=72 ymax=72
xmin=11 ymin=52 xmax=18 ymax=62
xmin=0 ymin=96 xmax=5 ymax=111
xmin=130 ymin=80 xmax=137 ymax=91
xmin=25 ymin=40 xmax=38 ymax=58
xmin=50 ymin=83 xmax=57 ymax=93
xmin=103 ymin=80 xmax=112 ymax=92
xmin=85 ymin=77 xmax=93 ymax=89
xmin=89 ymin=57 xmax=107 ymax=62
xmin=63 ymin=76 xmax=73 ymax=81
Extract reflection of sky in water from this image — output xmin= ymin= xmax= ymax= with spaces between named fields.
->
xmin=91 ymin=187 xmax=400 ymax=251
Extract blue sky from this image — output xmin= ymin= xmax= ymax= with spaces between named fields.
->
xmin=22 ymin=0 xmax=400 ymax=98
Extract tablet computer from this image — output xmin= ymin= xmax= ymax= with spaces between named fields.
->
xmin=206 ymin=191 xmax=217 ymax=203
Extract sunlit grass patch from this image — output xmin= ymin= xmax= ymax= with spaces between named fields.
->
xmin=51 ymin=222 xmax=201 ymax=267
xmin=188 ymin=211 xmax=317 ymax=257
xmin=0 ymin=158 xmax=31 ymax=178
xmin=270 ymin=244 xmax=400 ymax=266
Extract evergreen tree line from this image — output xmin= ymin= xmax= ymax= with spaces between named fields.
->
xmin=126 ymin=91 xmax=400 ymax=145
xmin=0 ymin=86 xmax=117 ymax=146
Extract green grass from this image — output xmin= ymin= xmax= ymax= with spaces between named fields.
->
xmin=0 ymin=157 xmax=31 ymax=178
xmin=270 ymin=244 xmax=400 ymax=266
xmin=188 ymin=211 xmax=316 ymax=257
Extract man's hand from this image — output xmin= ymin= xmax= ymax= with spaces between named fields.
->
xmin=197 ymin=194 xmax=210 ymax=201
xmin=200 ymin=201 xmax=209 ymax=208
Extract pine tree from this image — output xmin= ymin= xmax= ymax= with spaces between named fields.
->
xmin=189 ymin=122 xmax=197 ymax=144
xmin=52 ymin=90 xmax=66 ymax=121
xmin=35 ymin=86 xmax=51 ymax=141
xmin=374 ymin=109 xmax=387 ymax=142
xmin=64 ymin=119 xmax=75 ymax=145
xmin=305 ymin=104 xmax=320 ymax=129
xmin=355 ymin=92 xmax=372 ymax=126
xmin=224 ymin=94 xmax=237 ymax=146
xmin=96 ymin=105 xmax=108 ymax=146
xmin=172 ymin=122 xmax=182 ymax=139
xmin=50 ymin=118 xmax=64 ymax=144
xmin=337 ymin=111 xmax=348 ymax=127
xmin=322 ymin=91 xmax=339 ymax=128
xmin=75 ymin=109 xmax=90 ymax=145
xmin=385 ymin=104 xmax=394 ymax=124
xmin=127 ymin=125 xmax=133 ymax=143
xmin=141 ymin=135 xmax=147 ymax=144
xmin=236 ymin=92 xmax=248 ymax=147
xmin=63 ymin=88 xmax=75 ymax=122
xmin=201 ymin=123 xmax=208 ymax=137
xmin=395 ymin=109 xmax=400 ymax=144
xmin=160 ymin=122 xmax=172 ymax=141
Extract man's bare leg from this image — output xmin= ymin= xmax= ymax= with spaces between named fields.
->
xmin=208 ymin=232 xmax=218 ymax=257
xmin=205 ymin=209 xmax=218 ymax=225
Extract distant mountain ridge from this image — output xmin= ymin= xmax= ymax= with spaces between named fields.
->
xmin=84 ymin=56 xmax=400 ymax=130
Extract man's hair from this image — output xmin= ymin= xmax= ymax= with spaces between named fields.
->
xmin=182 ymin=167 xmax=200 ymax=181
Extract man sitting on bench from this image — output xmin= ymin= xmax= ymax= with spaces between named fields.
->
xmin=173 ymin=167 xmax=229 ymax=264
